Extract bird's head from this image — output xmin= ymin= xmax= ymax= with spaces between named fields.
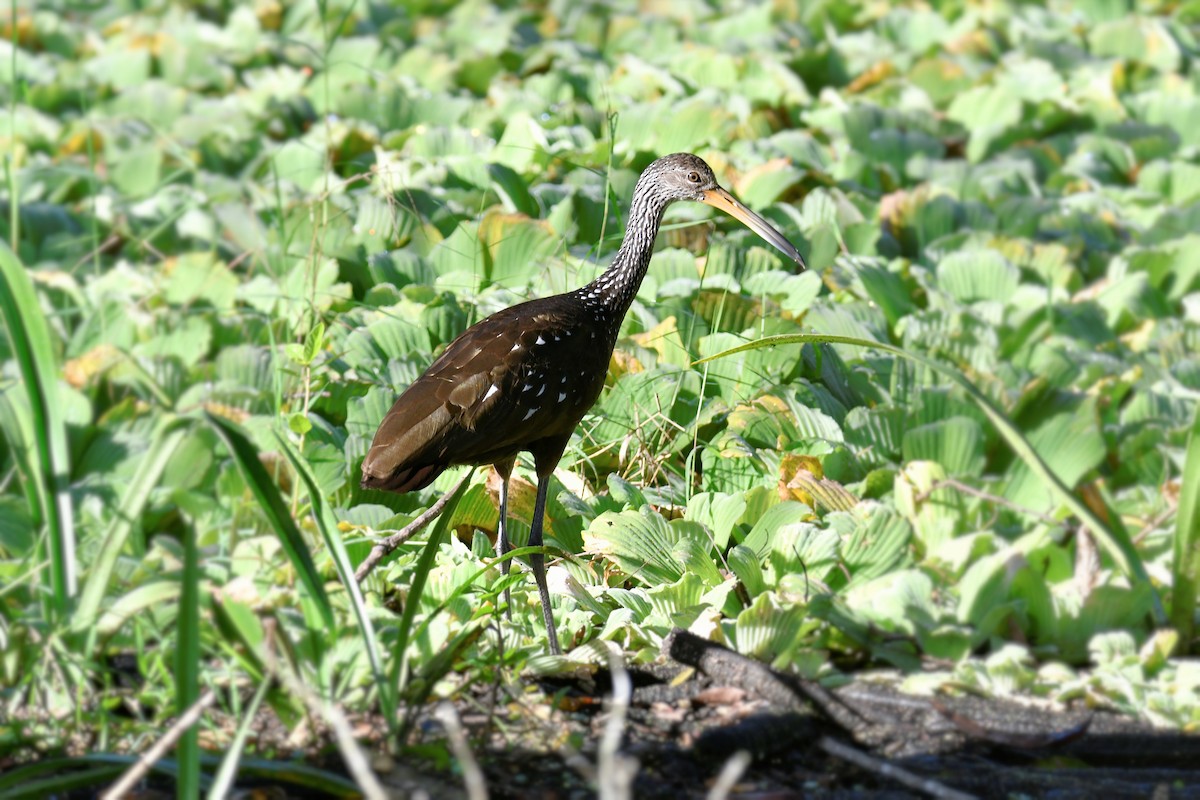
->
xmin=640 ymin=152 xmax=720 ymax=202
xmin=639 ymin=153 xmax=806 ymax=269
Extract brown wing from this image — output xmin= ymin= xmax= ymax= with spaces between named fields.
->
xmin=360 ymin=294 xmax=612 ymax=493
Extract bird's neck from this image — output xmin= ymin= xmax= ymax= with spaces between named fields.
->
xmin=577 ymin=190 xmax=669 ymax=319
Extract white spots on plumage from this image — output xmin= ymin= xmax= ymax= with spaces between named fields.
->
xmin=560 ymin=374 xmax=568 ymax=384
xmin=558 ymin=392 xmax=567 ymax=402
xmin=510 ymin=342 xmax=521 ymax=353
xmin=552 ymin=334 xmax=560 ymax=342
xmin=536 ymin=335 xmax=546 ymax=345
xmin=523 ymin=383 xmax=535 ymax=393
xmin=483 ymin=384 xmax=500 ymax=402
xmin=536 ymin=384 xmax=546 ymax=397
xmin=523 ymin=408 xmax=537 ymax=421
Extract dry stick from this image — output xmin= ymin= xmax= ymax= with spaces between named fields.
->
xmin=355 ymin=469 xmax=474 ymax=582
xmin=435 ymin=702 xmax=489 ymax=800
xmin=101 ymin=689 xmax=217 ymax=800
xmin=267 ymin=640 xmax=389 ymax=800
xmin=598 ymin=646 xmax=639 ymax=800
xmin=818 ymin=736 xmax=978 ymax=800
xmin=917 ymin=477 xmax=1058 ymax=524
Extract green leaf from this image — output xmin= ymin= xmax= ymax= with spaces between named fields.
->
xmin=74 ymin=418 xmax=189 ymax=638
xmin=697 ymin=332 xmax=1163 ymax=623
xmin=392 ymin=472 xmax=474 ymax=692
xmin=205 ymin=413 xmax=335 ymax=634
xmin=0 ymin=242 xmax=75 ymax=618
xmin=1171 ymin=405 xmax=1200 ymax=653
xmin=902 ymin=416 xmax=986 ymax=478
xmin=741 ymin=502 xmax=811 ymax=560
xmin=1004 ymin=395 xmax=1105 ymax=512
xmin=728 ymin=591 xmax=807 ymax=664
xmin=895 ymin=460 xmax=962 ymax=554
xmin=728 ymin=544 xmax=768 ymax=598
xmin=97 ymin=580 xmax=181 ymax=636
xmin=273 ymin=429 xmax=387 ymax=716
xmin=956 ymin=553 xmax=1016 ymax=639
xmin=303 ymin=321 xmax=325 ymax=364
xmin=176 ymin=523 xmax=201 ymax=800
xmin=487 ymin=163 xmax=538 ymax=217
xmin=836 ymin=506 xmax=912 ymax=588
xmin=584 ymin=507 xmax=714 ymax=586
xmin=685 ymin=492 xmax=747 ymax=551
xmin=845 ymin=569 xmax=936 ymax=636
xmin=936 ymin=250 xmax=1019 ymax=305
xmin=946 ymin=85 xmax=1023 ymax=161
xmin=163 ymin=253 xmax=238 ymax=311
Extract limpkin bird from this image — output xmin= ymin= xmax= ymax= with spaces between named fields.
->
xmin=361 ymin=153 xmax=806 ymax=654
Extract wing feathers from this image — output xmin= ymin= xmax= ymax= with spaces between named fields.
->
xmin=361 ymin=295 xmax=607 ymax=492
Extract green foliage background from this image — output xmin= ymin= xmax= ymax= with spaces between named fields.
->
xmin=2 ymin=0 xmax=1199 ymax=772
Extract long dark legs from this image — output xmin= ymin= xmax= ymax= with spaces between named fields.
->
xmin=529 ymin=467 xmax=561 ymax=655
xmin=494 ymin=459 xmax=515 ymax=620
xmin=494 ymin=452 xmax=562 ymax=655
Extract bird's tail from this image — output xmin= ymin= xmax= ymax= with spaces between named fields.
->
xmin=360 ymin=462 xmax=443 ymax=493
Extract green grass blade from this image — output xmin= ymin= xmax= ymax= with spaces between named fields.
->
xmin=0 ymin=751 xmax=359 ymax=798
xmin=176 ymin=523 xmax=201 ymax=800
xmin=697 ymin=332 xmax=1165 ymax=624
xmin=272 ymin=430 xmax=388 ymax=715
xmin=391 ymin=471 xmax=473 ymax=696
xmin=74 ymin=417 xmax=189 ymax=640
xmin=205 ymin=412 xmax=336 ymax=633
xmin=211 ymin=757 xmax=361 ymax=797
xmin=0 ymin=241 xmax=75 ymax=617
xmin=206 ymin=679 xmax=270 ymax=800
xmin=0 ymin=763 xmax=127 ymax=799
xmin=1172 ymin=405 xmax=1200 ymax=653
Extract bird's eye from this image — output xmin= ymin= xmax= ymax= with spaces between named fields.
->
xmin=687 ymin=171 xmax=701 ymax=183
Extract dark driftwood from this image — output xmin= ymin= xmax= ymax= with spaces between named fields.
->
xmin=657 ymin=628 xmax=1200 ymax=798
xmin=662 ymin=628 xmax=866 ymax=733
xmin=662 ymin=629 xmax=977 ymax=800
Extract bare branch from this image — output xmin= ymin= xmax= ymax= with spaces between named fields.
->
xmin=102 ymin=689 xmax=217 ymax=800
xmin=355 ymin=469 xmax=474 ymax=582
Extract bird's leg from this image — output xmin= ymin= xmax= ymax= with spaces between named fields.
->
xmin=494 ymin=459 xmax=515 ymax=621
xmin=529 ymin=468 xmax=562 ymax=655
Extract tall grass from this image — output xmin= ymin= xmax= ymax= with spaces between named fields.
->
xmin=1172 ymin=406 xmax=1200 ymax=653
xmin=0 ymin=243 xmax=76 ymax=621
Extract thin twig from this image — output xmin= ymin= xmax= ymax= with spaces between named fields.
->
xmin=1133 ymin=504 xmax=1176 ymax=545
xmin=268 ymin=641 xmax=389 ymax=800
xmin=355 ymin=470 xmax=474 ymax=582
xmin=435 ymin=702 xmax=489 ymax=800
xmin=101 ymin=689 xmax=217 ymax=800
xmin=818 ymin=735 xmax=977 ymax=800
xmin=916 ymin=477 xmax=1058 ymax=524
xmin=705 ymin=750 xmax=751 ymax=800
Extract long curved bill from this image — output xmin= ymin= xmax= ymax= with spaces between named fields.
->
xmin=702 ymin=187 xmax=806 ymax=270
